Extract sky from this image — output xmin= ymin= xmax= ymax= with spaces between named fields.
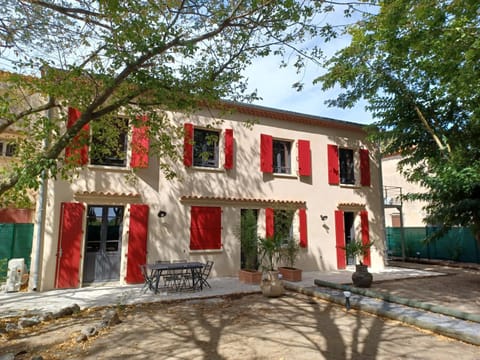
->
xmin=242 ymin=4 xmax=376 ymax=126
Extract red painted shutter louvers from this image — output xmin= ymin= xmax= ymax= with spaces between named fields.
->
xmin=190 ymin=206 xmax=222 ymax=250
xmin=360 ymin=210 xmax=371 ymax=267
xmin=65 ymin=107 xmax=89 ymax=165
xmin=130 ymin=115 xmax=150 ymax=168
xmin=299 ymin=208 xmax=308 ymax=248
xmin=55 ymin=202 xmax=84 ymax=289
xmin=335 ymin=210 xmax=346 ymax=269
xmin=298 ymin=140 xmax=311 ymax=177
xmin=183 ymin=123 xmax=194 ymax=167
xmin=224 ymin=128 xmax=234 ymax=169
xmin=327 ymin=144 xmax=339 ymax=185
xmin=126 ymin=204 xmax=149 ymax=283
xmin=360 ymin=149 xmax=371 ymax=186
xmin=265 ymin=208 xmax=274 ymax=238
xmin=260 ymin=134 xmax=273 ymax=173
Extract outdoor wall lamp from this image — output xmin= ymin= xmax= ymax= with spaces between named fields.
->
xmin=320 ymin=215 xmax=328 ymax=221
xmin=343 ymin=291 xmax=351 ymax=311
xmin=157 ymin=210 xmax=167 ymax=218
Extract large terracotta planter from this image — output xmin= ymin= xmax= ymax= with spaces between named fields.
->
xmin=238 ymin=269 xmax=262 ymax=284
xmin=351 ymin=264 xmax=373 ymax=288
xmin=278 ymin=267 xmax=302 ymax=282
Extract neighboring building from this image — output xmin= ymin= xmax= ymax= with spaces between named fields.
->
xmin=382 ymin=154 xmax=427 ymax=228
xmin=30 ymin=102 xmax=386 ymax=291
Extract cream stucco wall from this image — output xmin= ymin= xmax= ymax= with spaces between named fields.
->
xmin=33 ymin=105 xmax=386 ymax=291
xmin=382 ymin=154 xmax=428 ymax=227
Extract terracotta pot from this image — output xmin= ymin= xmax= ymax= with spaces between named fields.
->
xmin=278 ymin=267 xmax=302 ymax=282
xmin=238 ymin=269 xmax=262 ymax=284
xmin=351 ymin=264 xmax=373 ymax=288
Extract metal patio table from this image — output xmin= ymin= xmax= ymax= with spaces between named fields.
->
xmin=146 ymin=261 xmax=205 ymax=293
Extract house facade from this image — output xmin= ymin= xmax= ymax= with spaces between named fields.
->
xmin=30 ymin=102 xmax=386 ymax=291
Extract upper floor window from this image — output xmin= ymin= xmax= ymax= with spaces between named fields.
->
xmin=339 ymin=148 xmax=355 ymax=185
xmin=0 ymin=141 xmax=17 ymax=157
xmin=193 ymin=128 xmax=219 ymax=168
xmin=273 ymin=140 xmax=292 ymax=174
xmin=90 ymin=117 xmax=129 ymax=167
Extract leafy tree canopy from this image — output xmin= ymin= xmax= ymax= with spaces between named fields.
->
xmin=0 ymin=0 xmax=362 ymax=207
xmin=317 ymin=0 xmax=480 ymax=241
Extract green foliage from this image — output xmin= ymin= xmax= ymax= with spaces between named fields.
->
xmin=0 ymin=258 xmax=7 ymax=283
xmin=340 ymin=240 xmax=373 ymax=266
xmin=239 ymin=209 xmax=258 ymax=271
xmin=279 ymin=237 xmax=300 ymax=269
xmin=258 ymin=235 xmax=284 ymax=272
xmin=0 ymin=0 xmax=345 ymax=199
xmin=317 ymin=0 xmax=480 ymax=242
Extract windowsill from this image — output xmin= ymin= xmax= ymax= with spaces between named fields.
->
xmin=87 ymin=165 xmax=131 ymax=173
xmin=191 ymin=166 xmax=224 ymax=173
xmin=339 ymin=183 xmax=361 ymax=189
xmin=189 ymin=249 xmax=224 ymax=254
xmin=273 ymin=173 xmax=297 ymax=179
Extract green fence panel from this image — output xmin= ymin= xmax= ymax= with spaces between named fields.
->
xmin=387 ymin=226 xmax=480 ymax=264
xmin=0 ymin=223 xmax=34 ymax=281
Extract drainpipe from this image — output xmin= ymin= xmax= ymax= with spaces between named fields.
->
xmin=31 ymin=99 xmax=52 ymax=291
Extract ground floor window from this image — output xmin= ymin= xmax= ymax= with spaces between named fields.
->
xmin=190 ymin=206 xmax=222 ymax=250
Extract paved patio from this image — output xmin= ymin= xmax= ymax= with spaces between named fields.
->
xmin=0 ymin=266 xmax=443 ymax=318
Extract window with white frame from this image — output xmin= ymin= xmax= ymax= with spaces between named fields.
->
xmin=90 ymin=117 xmax=129 ymax=167
xmin=0 ymin=141 xmax=17 ymax=157
xmin=339 ymin=148 xmax=355 ymax=185
xmin=273 ymin=140 xmax=292 ymax=174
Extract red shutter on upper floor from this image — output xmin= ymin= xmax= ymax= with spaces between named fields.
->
xmin=299 ymin=208 xmax=308 ymax=248
xmin=335 ymin=210 xmax=346 ymax=269
xmin=55 ymin=202 xmax=84 ymax=289
xmin=224 ymin=128 xmax=234 ymax=169
xmin=265 ymin=207 xmax=274 ymax=238
xmin=298 ymin=140 xmax=311 ymax=177
xmin=260 ymin=134 xmax=273 ymax=173
xmin=360 ymin=149 xmax=371 ymax=186
xmin=190 ymin=206 xmax=222 ymax=250
xmin=183 ymin=123 xmax=194 ymax=167
xmin=65 ymin=107 xmax=89 ymax=166
xmin=328 ymin=144 xmax=339 ymax=185
xmin=360 ymin=210 xmax=371 ymax=267
xmin=126 ymin=204 xmax=149 ymax=283
xmin=130 ymin=115 xmax=150 ymax=168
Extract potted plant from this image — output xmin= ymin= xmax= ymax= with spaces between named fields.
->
xmin=258 ymin=235 xmax=284 ymax=297
xmin=238 ymin=210 xmax=262 ymax=284
xmin=340 ymin=240 xmax=374 ymax=288
xmin=278 ymin=238 xmax=302 ymax=282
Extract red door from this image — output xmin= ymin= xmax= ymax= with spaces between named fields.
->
xmin=55 ymin=202 xmax=84 ymax=288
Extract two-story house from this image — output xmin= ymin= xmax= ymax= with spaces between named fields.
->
xmin=30 ymin=102 xmax=386 ymax=291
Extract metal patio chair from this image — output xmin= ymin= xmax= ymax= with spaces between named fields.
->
xmin=198 ymin=260 xmax=214 ymax=289
xmin=139 ymin=264 xmax=155 ymax=293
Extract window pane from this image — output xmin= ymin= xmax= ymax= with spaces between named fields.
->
xmin=193 ymin=129 xmax=219 ymax=168
xmin=272 ymin=140 xmax=291 ymax=174
xmin=5 ymin=143 xmax=17 ymax=157
xmin=91 ymin=117 xmax=128 ymax=167
xmin=339 ymin=148 xmax=355 ymax=184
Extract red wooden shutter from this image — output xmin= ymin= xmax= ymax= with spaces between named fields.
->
xmin=65 ymin=107 xmax=89 ymax=165
xmin=260 ymin=134 xmax=273 ymax=173
xmin=299 ymin=208 xmax=308 ymax=248
xmin=190 ymin=206 xmax=222 ymax=250
xmin=360 ymin=149 xmax=371 ymax=186
xmin=265 ymin=208 xmax=274 ymax=238
xmin=328 ymin=144 xmax=339 ymax=185
xmin=55 ymin=202 xmax=84 ymax=289
xmin=360 ymin=210 xmax=371 ymax=266
xmin=126 ymin=204 xmax=149 ymax=283
xmin=183 ymin=123 xmax=194 ymax=167
xmin=335 ymin=210 xmax=346 ymax=269
xmin=298 ymin=140 xmax=311 ymax=177
xmin=130 ymin=115 xmax=149 ymax=168
xmin=224 ymin=128 xmax=234 ymax=169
